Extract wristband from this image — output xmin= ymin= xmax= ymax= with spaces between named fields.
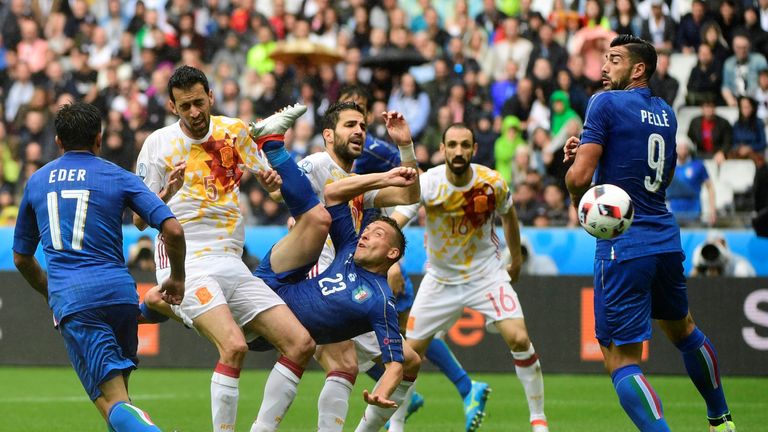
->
xmin=398 ymin=142 xmax=416 ymax=163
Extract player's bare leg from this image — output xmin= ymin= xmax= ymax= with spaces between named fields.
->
xmin=192 ymin=305 xmax=250 ymax=431
xmin=658 ymin=313 xmax=734 ymax=431
xmin=245 ymin=305 xmax=316 ymax=432
xmin=495 ymin=318 xmax=547 ymax=432
xmin=315 ymin=341 xmax=359 ymax=431
xmin=355 ymin=343 xmax=421 ymax=432
xmin=96 ymin=374 xmax=160 ymax=432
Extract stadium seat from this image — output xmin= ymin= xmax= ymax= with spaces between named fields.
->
xmin=701 ymin=160 xmax=736 ymax=214
xmin=669 ymin=53 xmax=697 ymax=109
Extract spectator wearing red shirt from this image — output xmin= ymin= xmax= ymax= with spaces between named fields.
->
xmin=687 ymin=98 xmax=733 ymax=161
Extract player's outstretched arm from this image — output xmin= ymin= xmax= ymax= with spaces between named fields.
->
xmin=501 ymin=206 xmax=523 ymax=283
xmin=372 ymin=112 xmax=420 ymax=207
xmin=324 ymin=167 xmax=418 ymax=207
xmin=565 ymin=143 xmax=603 ymax=207
xmin=13 ymin=252 xmax=48 ymax=299
xmin=158 ymin=218 xmax=186 ymax=305
xmin=362 ymin=361 xmax=403 ymax=408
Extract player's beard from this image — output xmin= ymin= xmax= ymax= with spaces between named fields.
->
xmin=333 ymin=132 xmax=363 ymax=165
xmin=605 ymin=71 xmax=632 ymax=91
xmin=447 ymin=155 xmax=470 ymax=175
xmin=187 ymin=114 xmax=210 ymax=139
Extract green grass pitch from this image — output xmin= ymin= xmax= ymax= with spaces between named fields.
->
xmin=0 ymin=367 xmax=765 ymax=431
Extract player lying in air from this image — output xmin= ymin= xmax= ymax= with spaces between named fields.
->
xmin=142 ymin=118 xmax=422 ymax=431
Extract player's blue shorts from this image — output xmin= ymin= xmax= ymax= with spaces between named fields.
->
xmin=254 ymin=246 xmax=314 ymax=290
xmin=395 ymin=277 xmax=415 ymax=314
xmin=59 ymin=304 xmax=139 ymax=400
xmin=594 ymin=252 xmax=688 ymax=347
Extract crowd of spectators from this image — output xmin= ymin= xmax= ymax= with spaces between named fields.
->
xmin=1 ymin=0 xmax=767 ymax=230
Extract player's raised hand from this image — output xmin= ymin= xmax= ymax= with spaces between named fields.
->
xmin=161 ymin=161 xmax=186 ymax=202
xmin=563 ymin=136 xmax=580 ymax=164
xmin=382 ymin=111 xmax=413 ymax=146
xmin=256 ymin=168 xmax=283 ymax=193
xmin=159 ymin=278 xmax=184 ymax=305
xmin=384 ymin=166 xmax=417 ymax=187
xmin=362 ymin=389 xmax=398 ymax=409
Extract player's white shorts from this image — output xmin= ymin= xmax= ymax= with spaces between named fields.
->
xmin=353 ymin=331 xmax=382 ymax=373
xmin=406 ymin=272 xmax=524 ymax=341
xmin=156 ymin=255 xmax=284 ymax=329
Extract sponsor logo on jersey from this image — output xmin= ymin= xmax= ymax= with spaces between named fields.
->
xmin=353 ymin=285 xmax=372 ymax=303
xmin=348 ymin=273 xmax=357 ymax=282
xmin=383 ymin=337 xmax=401 ymax=345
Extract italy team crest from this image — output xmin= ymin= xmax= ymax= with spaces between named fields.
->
xmin=353 ymin=286 xmax=372 ymax=303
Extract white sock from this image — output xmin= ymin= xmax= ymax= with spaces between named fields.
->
xmin=251 ymin=356 xmax=303 ymax=432
xmin=511 ymin=344 xmax=546 ymax=423
xmin=317 ymin=371 xmax=355 ymax=432
xmin=386 ymin=382 xmax=415 ymax=432
xmin=354 ymin=378 xmax=414 ymax=432
xmin=211 ymin=363 xmax=240 ymax=432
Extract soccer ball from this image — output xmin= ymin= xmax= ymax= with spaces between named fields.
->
xmin=577 ymin=184 xmax=634 ymax=240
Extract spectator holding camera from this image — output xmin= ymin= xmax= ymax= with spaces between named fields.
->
xmin=690 ymin=232 xmax=756 ymax=277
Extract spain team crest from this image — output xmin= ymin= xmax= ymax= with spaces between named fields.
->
xmin=220 ymin=146 xmax=234 ymax=168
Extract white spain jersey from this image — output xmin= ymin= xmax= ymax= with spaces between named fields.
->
xmin=136 ymin=116 xmax=267 ymax=266
xmin=298 ymin=151 xmax=378 ymax=274
xmin=421 ymin=164 xmax=513 ymax=284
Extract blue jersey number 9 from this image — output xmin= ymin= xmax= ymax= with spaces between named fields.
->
xmin=46 ymin=189 xmax=90 ymax=250
xmin=644 ymin=133 xmax=666 ymax=193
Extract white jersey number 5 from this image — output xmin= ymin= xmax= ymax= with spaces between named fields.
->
xmin=47 ymin=189 xmax=90 ymax=250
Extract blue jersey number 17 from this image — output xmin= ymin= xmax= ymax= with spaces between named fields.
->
xmin=46 ymin=189 xmax=90 ymax=250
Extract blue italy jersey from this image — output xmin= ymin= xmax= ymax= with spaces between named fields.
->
xmin=580 ymin=87 xmax=682 ymax=261
xmin=13 ymin=152 xmax=174 ymax=322
xmin=352 ymin=135 xmax=401 ymax=175
xmin=256 ymin=203 xmax=403 ymax=364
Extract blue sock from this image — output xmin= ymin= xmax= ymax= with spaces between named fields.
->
xmin=426 ymin=338 xmax=472 ymax=398
xmin=675 ymin=328 xmax=729 ymax=419
xmin=108 ymin=401 xmax=161 ymax=432
xmin=366 ymin=363 xmax=385 ymax=382
xmin=263 ymin=140 xmax=319 ymax=217
xmin=139 ymin=302 xmax=168 ymax=323
xmin=611 ymin=364 xmax=670 ymax=431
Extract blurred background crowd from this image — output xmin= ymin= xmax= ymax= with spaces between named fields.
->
xmin=0 ymin=0 xmax=767 ymax=233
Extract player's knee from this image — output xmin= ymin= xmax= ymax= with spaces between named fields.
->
xmin=308 ymin=205 xmax=332 ymax=234
xmin=219 ymin=335 xmax=249 ymax=364
xmin=508 ymin=336 xmax=532 ymax=353
xmin=285 ymin=331 xmax=316 ymax=365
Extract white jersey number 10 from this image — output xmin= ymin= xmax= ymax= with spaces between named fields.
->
xmin=47 ymin=189 xmax=90 ymax=250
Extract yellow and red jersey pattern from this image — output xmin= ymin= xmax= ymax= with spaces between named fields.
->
xmin=421 ymin=164 xmax=514 ymax=284
xmin=136 ymin=116 xmax=267 ymax=264
xmin=298 ymin=152 xmax=378 ymax=274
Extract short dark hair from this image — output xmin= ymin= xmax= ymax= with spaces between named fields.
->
xmin=321 ymin=101 xmax=366 ymax=132
xmin=441 ymin=122 xmax=475 ymax=146
xmin=55 ymin=102 xmax=102 ymax=151
xmin=375 ymin=215 xmax=406 ymax=261
xmin=338 ymin=84 xmax=373 ymax=111
xmin=167 ymin=65 xmax=210 ymax=103
xmin=610 ymin=35 xmax=657 ymax=81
